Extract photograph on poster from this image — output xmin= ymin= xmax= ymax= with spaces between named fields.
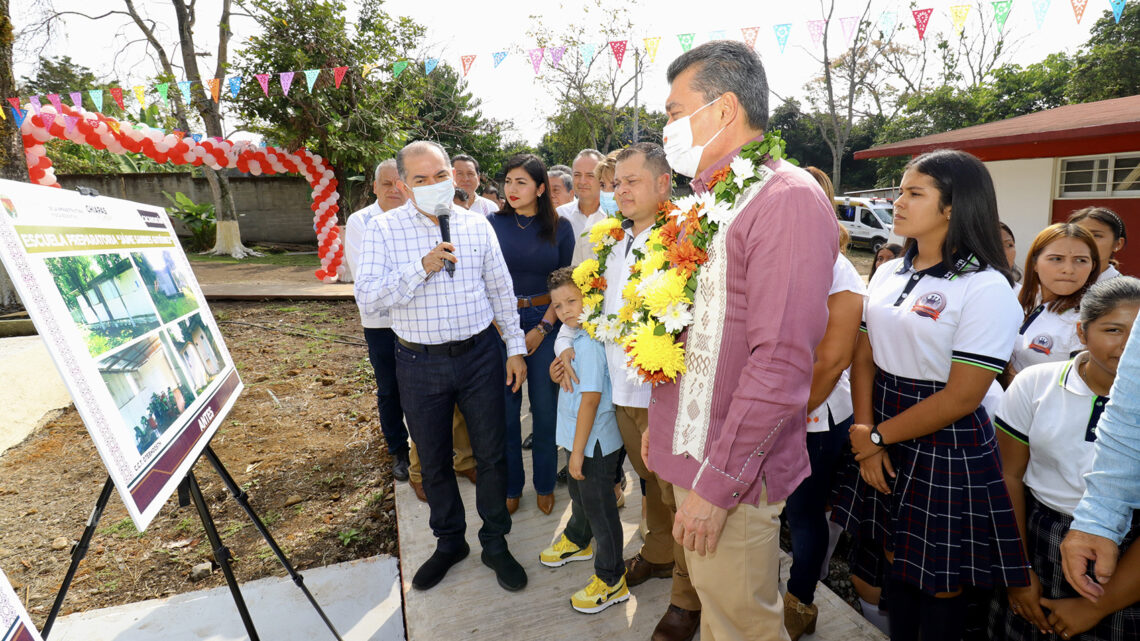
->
xmin=43 ymin=253 xmax=161 ymax=358
xmin=129 ymin=249 xmax=199 ymax=324
xmin=166 ymin=312 xmax=224 ymax=394
xmin=98 ymin=334 xmax=198 ymax=454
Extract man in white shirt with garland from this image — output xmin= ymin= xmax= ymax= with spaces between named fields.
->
xmin=556 ymin=149 xmax=606 ymax=265
xmin=452 ymin=154 xmax=499 ymax=215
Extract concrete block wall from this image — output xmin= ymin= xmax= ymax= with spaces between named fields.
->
xmin=57 ymin=173 xmax=320 ymax=244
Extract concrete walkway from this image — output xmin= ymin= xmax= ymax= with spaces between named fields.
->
xmin=0 ymin=336 xmax=72 ymax=457
xmin=49 ymin=555 xmax=403 ymax=641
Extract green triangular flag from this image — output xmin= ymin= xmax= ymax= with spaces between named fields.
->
xmin=393 ymin=60 xmax=410 ymax=78
xmin=992 ymin=0 xmax=1013 ymax=33
xmin=678 ymin=33 xmax=696 ymax=52
xmin=156 ymin=83 xmax=170 ymax=105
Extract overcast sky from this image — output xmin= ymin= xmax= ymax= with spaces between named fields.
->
xmin=12 ymin=0 xmax=1102 ymax=147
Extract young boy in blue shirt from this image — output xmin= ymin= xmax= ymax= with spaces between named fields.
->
xmin=539 ymin=266 xmax=628 ymax=613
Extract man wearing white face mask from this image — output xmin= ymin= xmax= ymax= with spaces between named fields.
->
xmin=356 ymin=140 xmax=530 ymax=594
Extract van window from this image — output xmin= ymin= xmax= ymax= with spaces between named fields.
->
xmin=860 ymin=209 xmax=881 ymax=229
xmin=837 ymin=205 xmax=856 ymax=222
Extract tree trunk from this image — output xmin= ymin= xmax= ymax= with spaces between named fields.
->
xmin=0 ymin=0 xmax=26 ymax=306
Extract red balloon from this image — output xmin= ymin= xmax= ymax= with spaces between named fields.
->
xmin=314 ymin=269 xmax=327 ymax=280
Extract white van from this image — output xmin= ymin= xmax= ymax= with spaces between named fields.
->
xmin=834 ymin=196 xmax=901 ymax=253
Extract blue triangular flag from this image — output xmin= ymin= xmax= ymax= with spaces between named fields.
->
xmin=579 ymin=44 xmax=596 ymax=64
xmin=192 ymin=133 xmax=203 ymax=142
xmin=425 ymin=58 xmax=440 ymax=75
xmin=228 ymin=76 xmax=242 ymax=98
xmin=708 ymin=29 xmax=726 ymax=41
xmin=88 ymin=89 xmax=104 ymax=112
xmin=10 ymin=107 xmax=27 ymax=128
xmin=303 ymin=69 xmax=320 ymax=92
xmin=492 ymin=51 xmax=508 ymax=67
xmin=1110 ymin=0 xmax=1126 ymax=22
xmin=178 ymin=81 xmax=192 ymax=104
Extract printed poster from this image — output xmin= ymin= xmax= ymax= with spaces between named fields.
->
xmin=0 ymin=179 xmax=242 ymax=530
xmin=0 ymin=568 xmax=43 ymax=641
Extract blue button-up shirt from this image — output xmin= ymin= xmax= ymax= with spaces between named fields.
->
xmin=1072 ymin=314 xmax=1140 ymax=543
xmin=556 ymin=328 xmax=622 ymax=456
xmin=354 ymin=200 xmax=525 ymax=356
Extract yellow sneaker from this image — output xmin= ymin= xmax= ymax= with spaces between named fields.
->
xmin=571 ymin=573 xmax=629 ymax=614
xmin=540 ymin=534 xmax=593 ymax=567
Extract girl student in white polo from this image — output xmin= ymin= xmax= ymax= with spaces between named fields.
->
xmin=1069 ymin=207 xmax=1127 ymax=284
xmin=990 ymin=276 xmax=1140 ymax=641
xmin=832 ymin=149 xmax=1030 ymax=641
xmin=1004 ymin=224 xmax=1099 ymax=384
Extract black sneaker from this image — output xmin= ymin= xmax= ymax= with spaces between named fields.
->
xmin=482 ymin=547 xmax=528 ymax=591
xmin=522 ymin=433 xmax=533 ymax=450
xmin=412 ymin=542 xmax=470 ymax=590
xmin=392 ymin=450 xmax=410 ymax=483
xmin=556 ymin=464 xmax=569 ymax=484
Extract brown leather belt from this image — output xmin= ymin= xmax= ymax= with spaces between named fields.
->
xmin=517 ymin=294 xmax=551 ymax=308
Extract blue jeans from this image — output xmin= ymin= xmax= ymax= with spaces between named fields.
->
xmin=395 ymin=325 xmax=511 ymax=553
xmin=504 ymin=304 xmax=559 ymax=498
xmin=564 ymin=443 xmax=625 ymax=585
xmin=785 ymin=412 xmax=851 ymax=605
xmin=363 ymin=327 xmax=408 ymax=456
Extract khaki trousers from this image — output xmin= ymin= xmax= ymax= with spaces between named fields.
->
xmin=615 ymin=405 xmax=701 ymax=612
xmin=674 ymin=485 xmax=789 ymax=641
xmin=408 ymin=406 xmax=474 ymax=483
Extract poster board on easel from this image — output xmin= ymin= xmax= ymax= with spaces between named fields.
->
xmin=0 ymin=179 xmax=242 ymax=530
xmin=0 ymin=568 xmax=43 ymax=641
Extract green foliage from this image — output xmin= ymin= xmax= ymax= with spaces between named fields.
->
xmin=1067 ymin=2 xmax=1140 ymax=102
xmin=163 ymin=191 xmax=217 ymax=252
xmin=538 ymin=103 xmax=667 ymax=166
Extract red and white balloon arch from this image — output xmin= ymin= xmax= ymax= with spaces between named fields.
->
xmin=16 ymin=102 xmax=345 ymax=282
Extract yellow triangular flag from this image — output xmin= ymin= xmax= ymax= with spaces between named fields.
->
xmin=133 ymin=86 xmax=147 ymax=108
xmin=950 ymin=4 xmax=971 ymax=35
xmin=644 ymin=37 xmax=661 ymax=63
xmin=361 ymin=63 xmax=377 ymax=78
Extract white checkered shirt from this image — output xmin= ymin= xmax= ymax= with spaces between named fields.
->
xmin=345 ymin=201 xmax=390 ymax=328
xmin=354 ymin=200 xmax=525 ymax=356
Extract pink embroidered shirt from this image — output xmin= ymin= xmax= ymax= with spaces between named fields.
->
xmin=647 ymin=139 xmax=838 ymax=509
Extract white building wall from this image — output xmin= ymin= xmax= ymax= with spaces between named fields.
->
xmin=986 ymin=158 xmax=1056 ymax=269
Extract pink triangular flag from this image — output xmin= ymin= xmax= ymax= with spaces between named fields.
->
xmin=255 ymin=73 xmax=271 ymax=96
xmin=528 ymin=47 xmax=545 ymax=74
xmin=741 ymin=26 xmax=760 ymax=49
xmin=6 ymin=97 xmax=21 ymax=112
xmin=279 ymin=72 xmax=295 ymax=96
xmin=41 ymin=113 xmax=56 ymax=130
xmin=808 ymin=20 xmax=827 ymax=47
xmin=47 ymin=94 xmax=62 ymax=111
xmin=86 ymin=118 xmax=100 ymax=129
xmin=609 ymin=40 xmax=627 ymax=69
xmin=69 ymin=92 xmax=82 ymax=109
xmin=333 ymin=66 xmax=349 ymax=88
xmin=840 ymin=16 xmax=860 ymax=42
xmin=550 ymin=46 xmax=567 ymax=68
xmin=912 ymin=8 xmax=934 ymax=39
xmin=29 ymin=96 xmax=41 ymax=114
xmin=64 ymin=115 xmax=79 ymax=133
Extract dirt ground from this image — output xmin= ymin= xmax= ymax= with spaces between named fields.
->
xmin=0 ymin=300 xmax=398 ymax=624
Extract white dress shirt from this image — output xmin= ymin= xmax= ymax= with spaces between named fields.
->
xmin=468 ymin=195 xmax=499 ymax=216
xmin=556 ymin=199 xmax=606 ymax=266
xmin=354 ymin=200 xmax=526 ymax=356
xmin=345 ymin=201 xmax=390 ymax=328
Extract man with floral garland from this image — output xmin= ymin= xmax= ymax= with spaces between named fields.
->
xmin=644 ymin=41 xmax=837 ymax=641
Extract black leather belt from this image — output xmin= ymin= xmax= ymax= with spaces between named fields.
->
xmin=397 ymin=329 xmax=485 ymax=357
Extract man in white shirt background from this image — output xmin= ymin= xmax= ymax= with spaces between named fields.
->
xmin=548 ymin=164 xmax=575 ymax=209
xmin=555 ymin=149 xmax=606 ymax=265
xmin=452 ymin=153 xmax=499 ymax=216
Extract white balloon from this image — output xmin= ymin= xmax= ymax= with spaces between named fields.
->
xmin=184 ymin=152 xmax=196 ymax=163
xmin=105 ymin=139 xmax=125 ymax=154
xmin=250 ymin=164 xmax=262 ymax=176
xmin=31 ymin=127 xmax=51 ymax=143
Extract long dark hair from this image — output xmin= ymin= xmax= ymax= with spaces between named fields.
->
xmin=497 ymin=154 xmax=559 ymax=244
xmin=1069 ymin=206 xmax=1128 ymax=268
xmin=1018 ymin=223 xmax=1100 ymax=316
xmin=905 ymin=149 xmax=1015 ymax=285
xmin=869 ymin=243 xmax=904 ymax=281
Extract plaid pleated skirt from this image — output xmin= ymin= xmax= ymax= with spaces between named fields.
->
xmin=831 ymin=371 xmax=1031 ymax=595
xmin=988 ymin=495 xmax=1140 ymax=641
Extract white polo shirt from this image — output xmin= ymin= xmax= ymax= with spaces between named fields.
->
xmin=1098 ymin=264 xmax=1122 ymax=283
xmin=864 ymin=250 xmax=1021 ymax=382
xmin=556 ymin=199 xmax=606 ymax=266
xmin=807 ymin=254 xmax=867 ymax=432
xmin=995 ymin=354 xmax=1106 ymax=516
xmin=468 ymin=195 xmax=499 ymax=216
xmin=1009 ymin=304 xmax=1083 ymax=373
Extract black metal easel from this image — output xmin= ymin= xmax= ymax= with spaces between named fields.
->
xmin=40 ymin=448 xmax=344 ymax=641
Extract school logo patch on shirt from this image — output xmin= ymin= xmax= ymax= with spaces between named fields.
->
xmin=911 ymin=291 xmax=947 ymax=320
xmin=1029 ymin=334 xmax=1053 ymax=355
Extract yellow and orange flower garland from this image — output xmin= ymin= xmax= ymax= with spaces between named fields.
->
xmin=575 ymin=131 xmax=794 ymax=385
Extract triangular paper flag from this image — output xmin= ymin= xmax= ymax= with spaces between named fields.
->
xmin=361 ymin=63 xmax=377 ymax=78
xmin=41 ymin=113 xmax=56 ymax=130
xmin=808 ymin=20 xmax=827 ymax=47
xmin=774 ymin=24 xmax=792 ymax=53
xmin=177 ymin=81 xmax=192 ymax=104
xmin=1111 ymin=0 xmax=1126 ymax=22
xmin=550 ymin=46 xmax=566 ymax=68
xmin=255 ymin=74 xmax=271 ymax=96
xmin=132 ymin=86 xmax=146 ymax=107
xmin=950 ymin=5 xmax=972 ymax=33
xmin=493 ymin=51 xmax=508 ymax=67
xmin=840 ymin=16 xmax=860 ymax=42
xmin=0 ymin=107 xmax=5 ymax=121
xmin=229 ymin=76 xmax=242 ymax=98
xmin=709 ymin=29 xmax=726 ymax=41
xmin=47 ymin=93 xmax=62 ymax=111
xmin=333 ymin=66 xmax=349 ymax=88
xmin=579 ymin=44 xmax=595 ymax=64
xmin=460 ymin=55 xmax=476 ymax=76
xmin=1070 ymin=0 xmax=1089 ymax=22
xmin=528 ymin=48 xmax=545 ymax=74
xmin=156 ymin=83 xmax=169 ymax=105
xmin=424 ymin=59 xmax=439 ymax=75
xmin=29 ymin=96 xmax=41 ymax=114
xmin=86 ymin=118 xmax=99 ymax=129
xmin=64 ymin=114 xmax=79 ymax=133
xmin=88 ymin=89 xmax=104 ymax=111
xmin=110 ymin=87 xmax=125 ymax=110
xmin=108 ymin=121 xmax=120 ymax=134
xmin=879 ymin=11 xmax=898 ymax=34
xmin=741 ymin=26 xmax=760 ymax=49
xmin=1032 ymin=0 xmax=1050 ymax=28
xmin=172 ymin=130 xmax=184 ymax=138
xmin=206 ymin=78 xmax=221 ymax=102
xmin=11 ymin=107 xmax=26 ymax=128
xmin=393 ymin=60 xmax=410 ymax=77
xmin=913 ymin=8 xmax=935 ymax=39
xmin=304 ymin=69 xmax=320 ymax=91
xmin=280 ymin=71 xmax=295 ymax=95
xmin=6 ymin=97 xmax=20 ymax=112
xmin=992 ymin=0 xmax=1014 ymax=32
xmin=609 ymin=41 xmax=627 ymax=69
xmin=677 ymin=33 xmax=695 ymax=52
xmin=644 ymin=37 xmax=661 ymax=62
xmin=192 ymin=133 xmax=202 ymax=142
xmin=69 ymin=91 xmax=82 ymax=108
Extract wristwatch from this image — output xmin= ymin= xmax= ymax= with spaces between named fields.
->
xmin=869 ymin=424 xmax=885 ymax=446
xmin=537 ymin=320 xmax=554 ymax=336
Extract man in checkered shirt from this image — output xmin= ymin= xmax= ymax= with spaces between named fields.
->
xmin=355 ymin=140 xmax=529 ymax=593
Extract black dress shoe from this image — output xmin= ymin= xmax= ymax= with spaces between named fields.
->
xmin=392 ymin=451 xmax=410 ymax=483
xmin=412 ymin=542 xmax=469 ymax=590
xmin=481 ymin=548 xmax=527 ymax=591
xmin=522 ymin=433 xmax=533 ymax=450
xmin=556 ymin=464 xmax=569 ymax=484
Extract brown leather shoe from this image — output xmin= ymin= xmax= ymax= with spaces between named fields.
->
xmin=651 ymin=605 xmax=700 ymax=641
xmin=624 ymin=553 xmax=675 ymax=587
xmin=536 ymin=493 xmax=554 ymax=515
xmin=506 ymin=497 xmax=519 ymax=514
xmin=410 ymin=480 xmax=427 ymax=502
xmin=783 ymin=591 xmax=818 ymax=641
xmin=456 ymin=467 xmax=477 ymax=484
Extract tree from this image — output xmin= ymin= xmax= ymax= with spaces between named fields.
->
xmin=1067 ymin=2 xmax=1140 ymax=103
xmin=0 ymin=0 xmax=26 ymax=306
xmin=538 ymin=101 xmax=666 ymax=166
xmin=233 ymin=0 xmax=424 ymax=214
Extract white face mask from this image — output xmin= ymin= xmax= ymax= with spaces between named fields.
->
xmin=599 ymin=191 xmax=619 ymax=215
xmin=662 ymin=97 xmax=726 ymax=178
xmin=411 ymin=178 xmax=455 ymax=215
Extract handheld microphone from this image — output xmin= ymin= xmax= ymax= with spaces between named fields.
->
xmin=435 ymin=203 xmax=455 ymax=278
